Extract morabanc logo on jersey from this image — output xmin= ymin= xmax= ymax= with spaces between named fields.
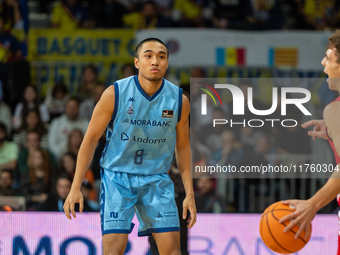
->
xmin=127 ymin=97 xmax=135 ymax=102
xmin=162 ymin=110 xmax=174 ymax=118
xmin=122 ymin=118 xmax=171 ymax=127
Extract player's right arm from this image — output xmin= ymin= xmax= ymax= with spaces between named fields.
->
xmin=280 ymin=101 xmax=340 ymax=238
xmin=63 ymin=85 xmax=115 ymax=220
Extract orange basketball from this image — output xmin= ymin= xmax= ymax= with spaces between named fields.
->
xmin=259 ymin=201 xmax=312 ymax=254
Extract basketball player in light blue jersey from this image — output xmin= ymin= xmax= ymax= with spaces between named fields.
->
xmin=63 ymin=38 xmax=196 ymax=255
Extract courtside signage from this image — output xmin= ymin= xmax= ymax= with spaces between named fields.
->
xmin=0 ymin=212 xmax=335 ymax=254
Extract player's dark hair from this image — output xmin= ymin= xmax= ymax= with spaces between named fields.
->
xmin=328 ymin=29 xmax=340 ymax=63
xmin=135 ymin=38 xmax=169 ymax=59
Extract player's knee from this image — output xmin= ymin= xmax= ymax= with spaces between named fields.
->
xmin=103 ymin=246 xmax=126 ymax=255
xmin=169 ymin=250 xmax=181 ymax=255
xmin=104 ymin=250 xmax=124 ymax=255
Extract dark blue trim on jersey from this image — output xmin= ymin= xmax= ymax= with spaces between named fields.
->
xmin=138 ymin=227 xmax=180 ymax=237
xmin=100 ymin=168 xmax=105 ymax=234
xmin=178 ymin=88 xmax=183 ymax=122
xmin=102 ymin=222 xmax=135 ymax=236
xmin=111 ymin=82 xmax=119 ymax=121
xmin=134 ymin=75 xmax=165 ymax=101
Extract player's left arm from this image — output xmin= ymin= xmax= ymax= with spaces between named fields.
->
xmin=175 ymin=94 xmax=197 ymax=229
xmin=280 ymin=101 xmax=340 ymax=238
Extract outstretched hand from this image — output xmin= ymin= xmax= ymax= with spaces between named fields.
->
xmin=278 ymin=200 xmax=317 ymax=239
xmin=301 ymin=120 xmax=328 ymax=140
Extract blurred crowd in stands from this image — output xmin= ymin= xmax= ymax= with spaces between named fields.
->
xmin=0 ymin=64 xmax=331 ymax=214
xmin=0 ymin=64 xmax=112 ymax=212
xmin=35 ymin=0 xmax=340 ymax=31
xmin=0 ymin=0 xmax=339 ymax=214
xmin=1 ymin=0 xmax=340 ymax=33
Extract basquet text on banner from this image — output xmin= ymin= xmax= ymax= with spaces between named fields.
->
xmin=28 ymin=29 xmax=135 ymax=64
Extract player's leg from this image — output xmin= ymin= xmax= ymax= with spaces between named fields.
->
xmin=152 ymin=231 xmax=181 ymax=255
xmin=103 ymin=233 xmax=128 ymax=255
xmin=100 ymin=169 xmax=137 ymax=254
xmin=136 ymin=173 xmax=181 ymax=254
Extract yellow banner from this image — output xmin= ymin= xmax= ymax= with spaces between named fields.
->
xmin=28 ymin=29 xmax=135 ymax=63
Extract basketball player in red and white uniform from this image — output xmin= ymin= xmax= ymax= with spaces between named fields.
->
xmin=279 ymin=30 xmax=340 ymax=255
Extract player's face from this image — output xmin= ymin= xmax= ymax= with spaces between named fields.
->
xmin=134 ymin=41 xmax=169 ymax=82
xmin=321 ymin=48 xmax=340 ymax=90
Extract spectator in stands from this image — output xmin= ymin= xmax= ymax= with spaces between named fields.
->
xmin=39 ymin=172 xmax=94 ymax=212
xmin=299 ymin=0 xmax=340 ymax=30
xmin=61 ymin=152 xmax=96 ymax=201
xmin=44 ymin=81 xmax=70 ymax=121
xmin=51 ymin=0 xmax=90 ymax=30
xmin=198 ymin=107 xmax=230 ymax=151
xmin=90 ymin=131 xmax=105 ymax=196
xmin=0 ymin=0 xmax=23 ymax=30
xmin=48 ymin=97 xmax=89 ymax=160
xmin=211 ymin=130 xmax=242 ymax=168
xmin=66 ymin=128 xmax=83 ymax=156
xmin=13 ymin=109 xmax=48 ymax=150
xmin=121 ymin=63 xmax=137 ymax=78
xmin=0 ymin=169 xmax=19 ymax=196
xmin=276 ymin=105 xmax=311 ymax=154
xmin=123 ymin=1 xmax=170 ymax=30
xmin=0 ymin=98 xmax=11 ymax=134
xmin=78 ymin=64 xmax=99 ymax=101
xmin=251 ymin=0 xmax=285 ymax=30
xmin=20 ymin=148 xmax=52 ymax=210
xmin=212 ymin=0 xmax=256 ymax=30
xmin=0 ymin=122 xmax=18 ymax=171
xmin=17 ymin=130 xmax=56 ymax=181
xmin=239 ymin=126 xmax=257 ymax=149
xmin=195 ymin=176 xmax=222 ymax=213
xmin=81 ymin=179 xmax=99 ymax=211
xmin=17 ymin=130 xmax=41 ymax=177
xmin=13 ymin=85 xmax=50 ymax=130
xmin=79 ymin=83 xmax=106 ymax=120
xmin=103 ymin=0 xmax=129 ymax=28
xmin=0 ymin=14 xmax=21 ymax=62
xmin=172 ymin=0 xmax=203 ymax=27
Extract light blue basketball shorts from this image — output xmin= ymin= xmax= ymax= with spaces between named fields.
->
xmin=100 ymin=168 xmax=180 ymax=236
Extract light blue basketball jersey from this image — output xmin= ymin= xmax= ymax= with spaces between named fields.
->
xmin=100 ymin=75 xmax=183 ymax=175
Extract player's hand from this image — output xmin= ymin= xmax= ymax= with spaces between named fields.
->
xmin=182 ymin=194 xmax=197 ymax=229
xmin=301 ymin=120 xmax=328 ymax=140
xmin=278 ymin=199 xmax=317 ymax=239
xmin=63 ymin=188 xmax=84 ymax=220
